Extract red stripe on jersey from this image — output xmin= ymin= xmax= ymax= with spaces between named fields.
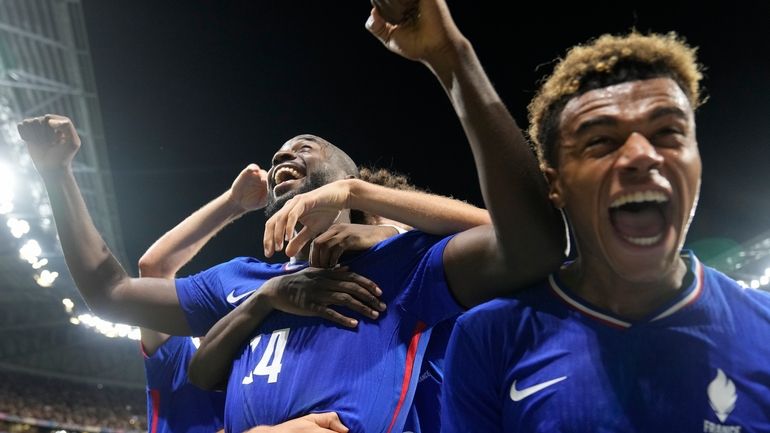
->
xmin=149 ymin=389 xmax=161 ymax=433
xmin=385 ymin=321 xmax=427 ymax=433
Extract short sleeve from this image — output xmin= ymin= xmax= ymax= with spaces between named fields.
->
xmin=441 ymin=321 xmax=503 ymax=433
xmin=398 ymin=234 xmax=463 ymax=327
xmin=175 ymin=262 xmax=232 ymax=337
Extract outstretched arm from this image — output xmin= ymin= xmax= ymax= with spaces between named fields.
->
xmin=367 ymin=0 xmax=565 ymax=305
xmin=17 ymin=115 xmax=190 ymax=334
xmin=264 ymin=178 xmax=490 ymax=258
xmin=139 ymin=164 xmax=268 ymax=354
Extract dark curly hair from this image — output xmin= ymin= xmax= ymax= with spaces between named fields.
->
xmin=349 ymin=167 xmax=422 ymax=225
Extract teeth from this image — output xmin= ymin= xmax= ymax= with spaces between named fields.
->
xmin=274 ymin=167 xmax=302 ymax=185
xmin=610 ymin=191 xmax=668 ymax=208
xmin=623 ymin=233 xmax=663 ymax=246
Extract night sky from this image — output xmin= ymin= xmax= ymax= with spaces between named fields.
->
xmin=80 ymin=1 xmax=770 ymax=275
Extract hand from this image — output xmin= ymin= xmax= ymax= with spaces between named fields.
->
xmin=365 ymin=0 xmax=463 ymax=65
xmin=245 ymin=412 xmax=349 ymax=433
xmin=370 ymin=0 xmax=418 ymax=25
xmin=263 ymin=180 xmax=354 ymax=258
xmin=17 ymin=114 xmax=81 ymax=172
xmin=228 ymin=163 xmax=269 ymax=212
xmin=262 ymin=267 xmax=386 ymax=328
xmin=310 ymin=224 xmax=399 ymax=268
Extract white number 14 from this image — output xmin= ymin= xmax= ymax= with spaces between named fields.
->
xmin=242 ymin=328 xmax=290 ymax=384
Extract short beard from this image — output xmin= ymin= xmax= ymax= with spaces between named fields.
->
xmin=264 ymin=171 xmax=335 ymax=219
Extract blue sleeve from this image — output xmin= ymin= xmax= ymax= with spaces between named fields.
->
xmin=175 ymin=262 xmax=232 ymax=337
xmin=441 ymin=321 xmax=503 ymax=433
xmin=143 ymin=336 xmax=191 ymax=390
xmin=399 ymin=234 xmax=463 ymax=327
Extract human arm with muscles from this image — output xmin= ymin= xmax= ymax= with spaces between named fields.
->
xmin=263 ymin=178 xmax=491 ymax=259
xmin=138 ymin=163 xmax=268 ymax=354
xmin=365 ymin=0 xmax=565 ymax=304
xmin=17 ymin=115 xmax=192 ymax=334
xmin=17 ymin=116 xmax=386 ymax=337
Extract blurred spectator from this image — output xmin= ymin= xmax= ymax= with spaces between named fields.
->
xmin=0 ymin=370 xmax=145 ymax=432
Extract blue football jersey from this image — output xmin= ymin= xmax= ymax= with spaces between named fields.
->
xmin=143 ymin=336 xmax=226 ymax=433
xmin=442 ymin=252 xmax=770 ymax=433
xmin=176 ymin=231 xmax=462 ymax=433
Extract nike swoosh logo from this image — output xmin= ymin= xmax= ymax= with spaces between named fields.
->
xmin=226 ymin=289 xmax=257 ymax=304
xmin=509 ymin=376 xmax=567 ymax=402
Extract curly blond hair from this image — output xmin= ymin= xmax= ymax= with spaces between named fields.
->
xmin=528 ymin=32 xmax=704 ymax=169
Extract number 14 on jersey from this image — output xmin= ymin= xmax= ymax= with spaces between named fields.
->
xmin=242 ymin=328 xmax=290 ymax=384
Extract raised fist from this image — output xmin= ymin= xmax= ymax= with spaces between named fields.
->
xmin=18 ymin=114 xmax=81 ymax=172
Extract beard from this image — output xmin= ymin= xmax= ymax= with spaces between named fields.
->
xmin=264 ymin=170 xmax=336 ymax=219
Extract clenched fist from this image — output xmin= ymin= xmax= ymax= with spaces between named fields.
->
xmin=17 ymin=114 xmax=81 ymax=172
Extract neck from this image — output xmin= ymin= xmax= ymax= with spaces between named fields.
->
xmin=560 ymin=254 xmax=690 ymax=320
xmin=285 ymin=210 xmax=351 ymax=263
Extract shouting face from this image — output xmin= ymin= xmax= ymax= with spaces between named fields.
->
xmin=547 ymin=78 xmax=702 ymax=285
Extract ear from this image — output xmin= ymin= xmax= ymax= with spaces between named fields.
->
xmin=544 ymin=166 xmax=565 ymax=209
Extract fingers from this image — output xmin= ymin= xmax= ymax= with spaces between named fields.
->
xmin=285 ymin=226 xmax=313 ymax=258
xmin=322 ymin=271 xmax=385 ymax=313
xmin=365 ymin=7 xmax=394 ymax=43
xmin=318 ymin=307 xmax=358 ymax=328
xmin=305 ymin=412 xmax=349 ymax=433
xmin=310 ymin=229 xmax=346 ymax=269
xmin=18 ymin=116 xmax=55 ymax=144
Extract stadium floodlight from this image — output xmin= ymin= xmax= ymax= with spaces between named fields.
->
xmin=7 ymin=217 xmax=30 ymax=238
xmin=35 ymin=269 xmax=59 ymax=287
xmin=62 ymin=298 xmax=74 ymax=313
xmin=74 ymin=312 xmax=141 ymax=340
xmin=19 ymin=239 xmax=41 ymax=264
xmin=750 ymin=280 xmax=760 ymax=289
xmin=761 ymin=276 xmax=769 ymax=286
xmin=32 ymin=258 xmax=48 ymax=269
xmin=737 ymin=280 xmax=748 ymax=288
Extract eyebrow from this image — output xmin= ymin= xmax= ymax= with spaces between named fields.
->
xmin=574 ymin=116 xmax=617 ymax=135
xmin=574 ymin=106 xmax=689 ymax=136
xmin=647 ymin=106 xmax=688 ymax=122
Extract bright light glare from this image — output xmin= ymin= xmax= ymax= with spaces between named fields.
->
xmin=19 ymin=239 xmax=41 ymax=264
xmin=760 ymin=276 xmax=769 ymax=286
xmin=7 ymin=217 xmax=30 ymax=238
xmin=0 ymin=163 xmax=13 ymax=214
xmin=750 ymin=280 xmax=760 ymax=289
xmin=35 ymin=269 xmax=59 ymax=287
xmin=737 ymin=280 xmax=748 ymax=288
xmin=62 ymin=298 xmax=74 ymax=313
xmin=32 ymin=258 xmax=48 ymax=269
xmin=75 ymin=313 xmax=141 ymax=340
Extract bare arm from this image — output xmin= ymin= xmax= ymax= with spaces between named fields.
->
xmin=366 ymin=0 xmax=564 ymax=306
xmin=264 ymin=178 xmax=490 ymax=258
xmin=139 ymin=164 xmax=269 ymax=354
xmin=17 ymin=115 xmax=191 ymax=334
xmin=139 ymin=164 xmax=268 ymax=277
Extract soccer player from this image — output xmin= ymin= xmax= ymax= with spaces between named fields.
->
xmin=377 ymin=10 xmax=770 ymax=433
xmin=17 ymin=1 xmax=564 ymax=428
xmin=139 ymin=164 xmax=416 ymax=433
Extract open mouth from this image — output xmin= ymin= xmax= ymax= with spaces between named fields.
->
xmin=272 ymin=164 xmax=306 ymax=193
xmin=608 ymin=190 xmax=671 ymax=247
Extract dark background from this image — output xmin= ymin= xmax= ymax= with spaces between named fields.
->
xmin=81 ymin=1 xmax=770 ymax=274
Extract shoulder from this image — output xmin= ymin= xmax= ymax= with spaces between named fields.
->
xmin=345 ymin=230 xmax=450 ymax=267
xmin=456 ymin=281 xmax=552 ymax=332
xmin=703 ymin=264 xmax=770 ymax=311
